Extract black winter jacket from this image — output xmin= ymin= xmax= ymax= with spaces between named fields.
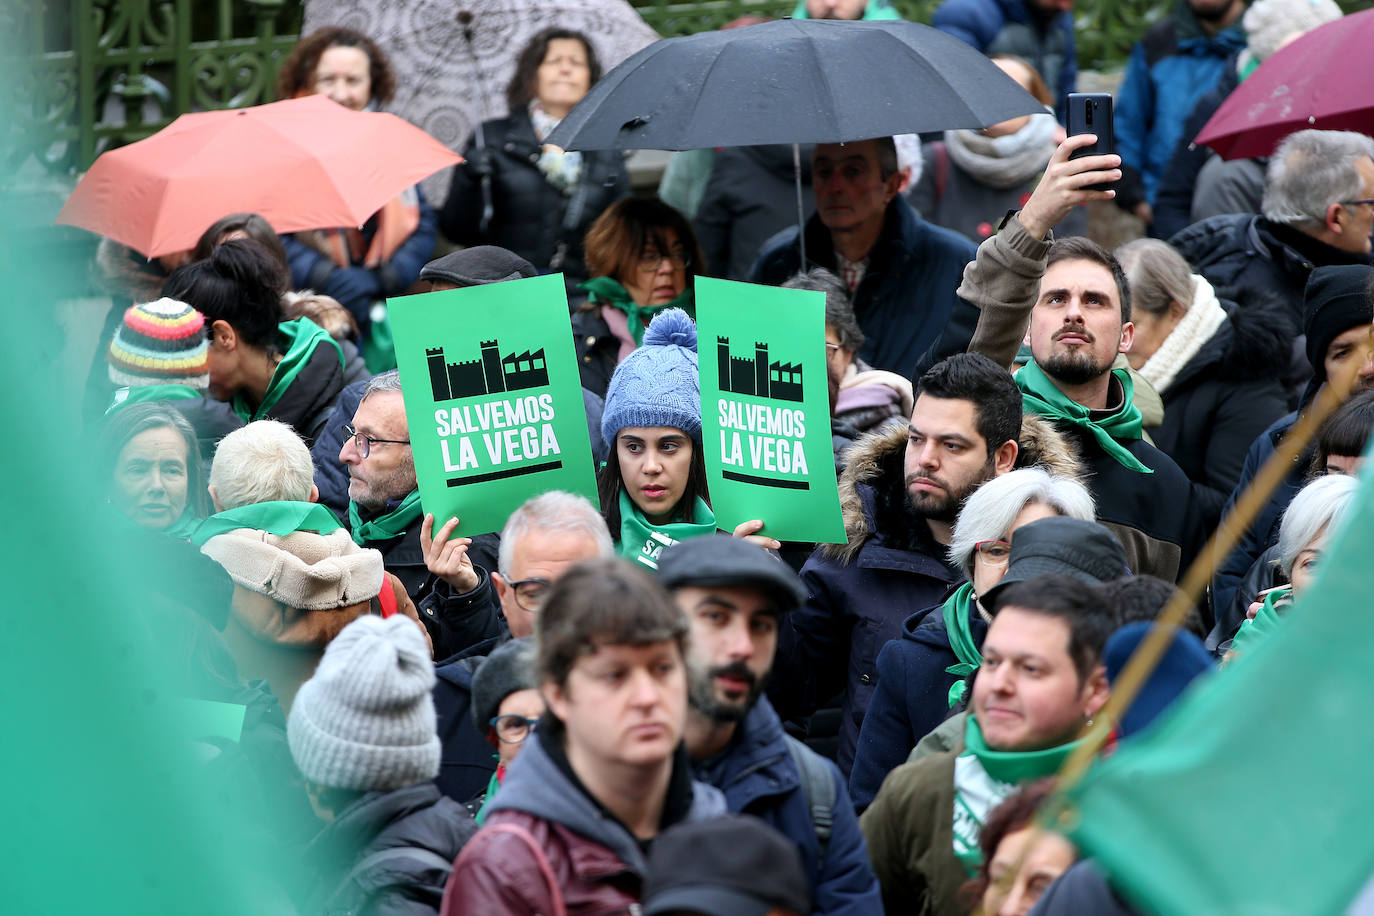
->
xmin=300 ymin=782 xmax=477 ymax=916
xmin=1149 ymin=293 xmax=1292 ymax=531
xmin=432 ymin=634 xmax=506 ymax=806
xmin=439 ymin=111 xmax=629 ymax=292
xmin=694 ymin=144 xmax=814 ymax=281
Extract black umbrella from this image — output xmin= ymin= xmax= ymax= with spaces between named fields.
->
xmin=544 ymin=18 xmax=1043 ymax=152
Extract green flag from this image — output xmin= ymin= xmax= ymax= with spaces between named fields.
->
xmin=387 ymin=274 xmax=599 ymax=536
xmin=695 ymin=276 xmax=845 ymax=544
xmin=1059 ymin=452 xmax=1374 ymax=914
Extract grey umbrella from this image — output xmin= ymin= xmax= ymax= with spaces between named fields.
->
xmin=545 ymin=18 xmax=1043 ymax=265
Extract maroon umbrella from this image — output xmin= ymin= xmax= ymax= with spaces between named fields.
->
xmin=1197 ymin=9 xmax=1374 ymax=160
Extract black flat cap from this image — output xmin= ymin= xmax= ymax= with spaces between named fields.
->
xmin=982 ymin=516 xmax=1130 ymax=613
xmin=418 ymin=245 xmax=538 ymax=287
xmin=644 ymin=814 xmax=810 ymax=916
xmin=656 ymin=535 xmax=805 ymax=612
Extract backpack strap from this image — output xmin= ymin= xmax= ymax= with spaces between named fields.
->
xmin=784 ymin=735 xmax=836 ymax=875
xmin=376 ymin=578 xmax=398 ymax=619
xmin=482 ymin=822 xmax=567 ymax=916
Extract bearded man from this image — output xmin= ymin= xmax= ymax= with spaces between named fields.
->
xmin=768 ymin=353 xmax=1021 ymax=776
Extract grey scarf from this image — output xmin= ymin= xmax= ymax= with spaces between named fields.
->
xmin=943 ymin=111 xmax=1057 ymax=190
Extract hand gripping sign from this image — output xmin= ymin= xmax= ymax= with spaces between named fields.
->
xmin=389 ymin=274 xmax=598 ymax=535
xmin=695 ymin=277 xmax=845 ymax=544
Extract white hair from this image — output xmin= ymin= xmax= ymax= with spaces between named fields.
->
xmin=948 ymin=468 xmax=1096 ymax=577
xmin=893 ymin=133 xmax=923 ymax=188
xmin=1262 ymin=130 xmax=1374 ymax=229
xmin=497 ymin=490 xmax=613 ymax=577
xmin=360 ymin=369 xmax=403 ymax=404
xmin=1277 ymin=473 xmax=1359 ymax=576
xmin=209 ymin=419 xmax=314 ymax=509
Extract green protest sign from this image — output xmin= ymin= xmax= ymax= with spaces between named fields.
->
xmin=388 ymin=274 xmax=598 ymax=536
xmin=696 ymin=276 xmax=845 ymax=544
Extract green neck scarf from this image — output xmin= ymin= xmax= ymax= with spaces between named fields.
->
xmin=942 ymin=582 xmax=982 ymax=709
xmin=191 ymin=500 xmax=344 ymax=548
xmin=962 ymin=713 xmax=1086 ymax=784
xmin=105 ymin=384 xmax=203 ymax=415
xmin=616 ymin=489 xmax=717 ymax=570
xmin=580 ymin=276 xmax=696 ymax=346
xmin=1016 ymin=361 xmax=1153 ymax=474
xmin=348 ymin=490 xmax=423 ymax=546
xmin=162 ymin=510 xmax=204 ymax=541
xmin=232 ymin=318 xmax=344 ymax=423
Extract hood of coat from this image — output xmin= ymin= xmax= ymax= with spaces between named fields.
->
xmin=824 ymin=413 xmax=1083 ymax=565
xmin=1173 ymin=288 xmax=1295 ymax=389
xmin=485 ymin=730 xmax=727 ymax=876
xmin=96 ymin=237 xmax=168 ymax=305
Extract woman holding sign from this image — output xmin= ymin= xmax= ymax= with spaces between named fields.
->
xmin=597 ymin=309 xmax=775 ymax=570
xmin=573 ymin=198 xmax=706 ymax=398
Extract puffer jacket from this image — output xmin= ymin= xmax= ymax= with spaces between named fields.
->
xmin=439 ymin=110 xmax=629 ymax=293
xmin=768 ymin=422 xmax=964 ymax=778
xmin=847 ymin=415 xmax=1083 ymax=809
xmin=1114 ymin=2 xmax=1245 ymax=204
xmin=200 ymin=526 xmax=429 ymax=710
xmin=441 ymin=731 xmax=727 ymax=915
xmin=1148 ymin=290 xmax=1292 ymax=531
xmin=932 ymin=0 xmax=1076 ymax=118
xmin=301 ymin=781 xmax=476 ymax=916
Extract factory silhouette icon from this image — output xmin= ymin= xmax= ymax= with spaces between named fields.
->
xmin=716 ymin=337 xmax=803 ymax=403
xmin=427 ymin=339 xmax=549 ymax=402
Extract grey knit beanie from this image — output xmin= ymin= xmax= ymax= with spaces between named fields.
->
xmin=287 ymin=615 xmax=441 ymax=791
xmin=601 ymin=308 xmax=701 ymax=448
xmin=471 ymin=637 xmax=538 ymax=731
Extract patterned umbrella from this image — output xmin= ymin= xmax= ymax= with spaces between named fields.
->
xmin=301 ymin=0 xmax=660 ymax=205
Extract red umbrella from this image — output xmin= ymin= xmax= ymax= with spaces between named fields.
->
xmin=1196 ymin=9 xmax=1374 ymax=160
xmin=56 ymin=95 xmax=461 ymax=258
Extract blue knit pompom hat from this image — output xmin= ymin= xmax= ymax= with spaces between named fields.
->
xmin=601 ymin=308 xmax=701 ymax=448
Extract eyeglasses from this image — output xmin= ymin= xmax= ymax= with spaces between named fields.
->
xmin=501 ymin=575 xmax=553 ymax=612
xmin=636 ymin=249 xmax=691 ymax=271
xmin=974 ymin=540 xmax=1012 ymax=566
xmin=825 ymin=342 xmax=843 ymax=356
xmin=1342 ymin=198 xmax=1374 ymax=209
xmin=343 ymin=424 xmax=410 ymax=459
xmin=489 ymin=714 xmax=540 ymax=744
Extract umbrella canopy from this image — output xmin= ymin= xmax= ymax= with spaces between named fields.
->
xmin=55 ymin=95 xmax=460 ymax=258
xmin=301 ymin=0 xmax=659 ymax=204
xmin=1196 ymin=9 xmax=1374 ymax=160
xmin=545 ymin=18 xmax=1043 ymax=151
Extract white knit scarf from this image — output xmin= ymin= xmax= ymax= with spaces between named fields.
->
xmin=943 ymin=111 xmax=1057 ymax=190
xmin=1138 ymin=275 xmax=1228 ymax=394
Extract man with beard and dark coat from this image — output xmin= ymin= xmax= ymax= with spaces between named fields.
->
xmin=1169 ymin=129 xmax=1374 ymax=396
xmin=658 ymin=536 xmax=884 ymax=916
xmin=953 ymin=136 xmax=1204 ymax=585
xmin=768 ymin=352 xmax=1023 ymax=777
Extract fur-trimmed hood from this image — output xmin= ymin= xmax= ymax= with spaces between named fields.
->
xmin=95 ymin=237 xmax=167 ymax=305
xmin=823 ymin=413 xmax=1084 ymax=564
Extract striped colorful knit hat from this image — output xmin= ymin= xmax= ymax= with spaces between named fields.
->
xmin=108 ymin=298 xmax=210 ymax=388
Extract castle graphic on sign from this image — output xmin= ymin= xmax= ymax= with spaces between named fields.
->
xmin=427 ymin=340 xmax=550 ymax=402
xmin=715 ymin=337 xmax=803 ymax=403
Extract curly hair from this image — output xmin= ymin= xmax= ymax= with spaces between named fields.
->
xmin=276 ymin=27 xmax=396 ymax=106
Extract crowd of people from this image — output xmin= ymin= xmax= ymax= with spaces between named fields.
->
xmin=84 ymin=0 xmax=1374 ymax=913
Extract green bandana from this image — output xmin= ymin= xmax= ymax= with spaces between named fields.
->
xmin=191 ymin=500 xmax=344 ymax=548
xmin=942 ymin=582 xmax=981 ymax=709
xmin=105 ymin=384 xmax=203 ymax=415
xmin=1016 ymin=361 xmax=1153 ymax=474
xmin=616 ymin=489 xmax=717 ymax=570
xmin=580 ymin=276 xmax=696 ymax=346
xmin=952 ymin=715 xmax=1087 ymax=873
xmin=349 ymin=489 xmax=424 ymax=546
xmin=1227 ymin=585 xmax=1294 ymax=658
xmin=231 ymin=318 xmax=345 ymax=423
